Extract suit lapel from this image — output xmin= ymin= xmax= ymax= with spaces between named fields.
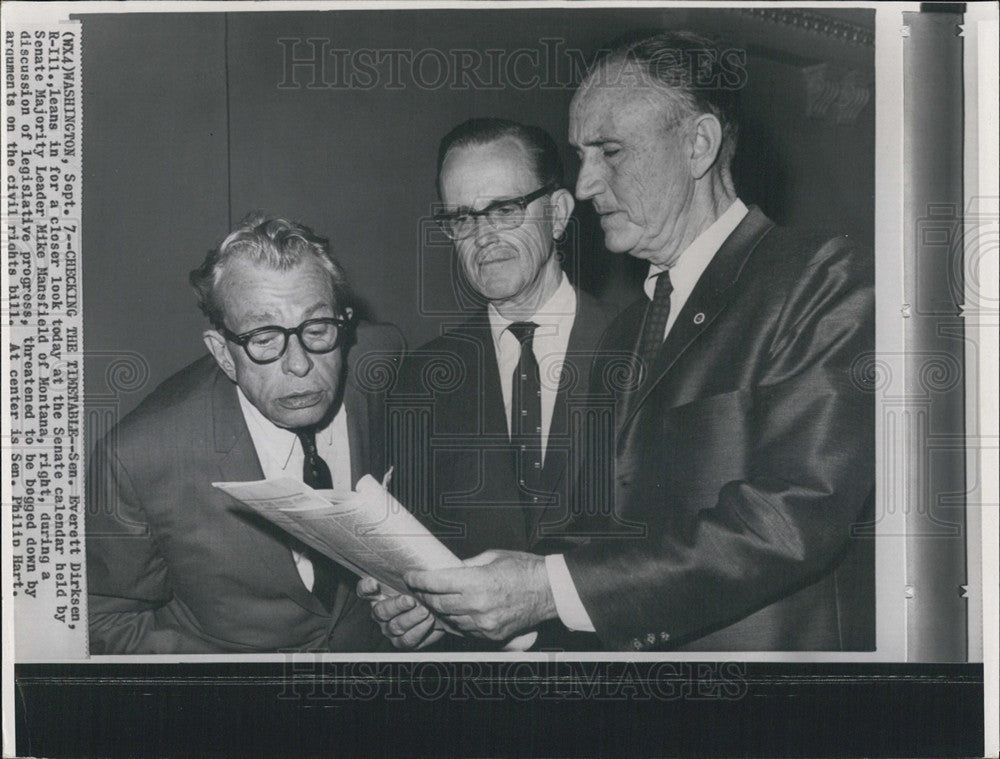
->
xmin=462 ymin=315 xmax=551 ymax=546
xmin=470 ymin=321 xmax=511 ymax=437
xmin=212 ymin=368 xmax=265 ymax=484
xmin=610 ymin=299 xmax=647 ymax=438
xmin=433 ymin=319 xmax=525 ymax=552
xmin=528 ymin=291 xmax=618 ymax=540
xmin=342 ymin=379 xmax=372 ymax=488
xmin=534 ymin=293 xmax=600 ymax=505
xmin=210 ymin=369 xmax=327 ymax=614
xmin=618 ymin=208 xmax=775 ymax=441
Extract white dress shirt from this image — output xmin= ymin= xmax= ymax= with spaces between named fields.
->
xmin=488 ymin=273 xmax=577 ymax=460
xmin=545 ymin=199 xmax=750 ymax=633
xmin=237 ymin=387 xmax=352 ymax=591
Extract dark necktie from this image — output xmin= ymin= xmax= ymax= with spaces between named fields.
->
xmin=508 ymin=322 xmax=542 ymax=520
xmin=639 ymin=269 xmax=673 ymax=378
xmin=296 ymin=427 xmax=333 ymax=490
xmin=294 ymin=427 xmax=336 ymax=612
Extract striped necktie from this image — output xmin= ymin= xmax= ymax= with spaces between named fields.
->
xmin=639 ymin=269 xmax=673 ymax=378
xmin=508 ymin=321 xmax=542 ymax=536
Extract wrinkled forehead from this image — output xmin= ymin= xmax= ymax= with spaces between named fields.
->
xmin=216 ymin=255 xmax=336 ymax=312
xmin=570 ymin=63 xmax=671 ymax=138
xmin=439 ymin=137 xmax=539 ymax=205
xmin=442 ymin=136 xmax=535 ymax=179
xmin=574 ymin=60 xmax=661 ymax=107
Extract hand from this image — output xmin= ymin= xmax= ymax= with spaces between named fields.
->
xmin=357 ymin=577 xmax=445 ymax=650
xmin=404 ymin=550 xmax=557 ymax=642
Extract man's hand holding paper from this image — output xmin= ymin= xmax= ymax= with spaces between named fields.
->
xmin=402 ymin=550 xmax=557 ymax=643
xmin=357 ymin=578 xmax=445 ymax=650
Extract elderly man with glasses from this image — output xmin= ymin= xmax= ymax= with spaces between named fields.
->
xmin=86 ymin=213 xmax=403 ymax=653
xmin=376 ymin=32 xmax=876 ymax=653
xmin=360 ymin=117 xmax=616 ymax=651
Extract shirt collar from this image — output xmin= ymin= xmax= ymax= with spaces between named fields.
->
xmin=487 ymin=271 xmax=576 ymax=346
xmin=644 ymin=198 xmax=749 ymax=300
xmin=236 ymin=385 xmax=336 ymax=453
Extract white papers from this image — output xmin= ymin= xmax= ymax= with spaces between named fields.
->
xmin=213 ymin=474 xmax=461 ymax=594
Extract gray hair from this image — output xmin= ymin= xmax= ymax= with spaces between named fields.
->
xmin=589 ymin=30 xmax=741 ymax=169
xmin=190 ymin=212 xmax=351 ymax=330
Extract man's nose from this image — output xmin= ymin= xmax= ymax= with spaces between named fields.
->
xmin=575 ymin=158 xmax=603 ymax=201
xmin=473 ymin=214 xmax=499 ymax=246
xmin=281 ymin=334 xmax=313 ymax=377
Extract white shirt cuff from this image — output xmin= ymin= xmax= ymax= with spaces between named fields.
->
xmin=545 ymin=553 xmax=595 ymax=633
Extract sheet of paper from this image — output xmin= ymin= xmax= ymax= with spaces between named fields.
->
xmin=213 ymin=474 xmax=461 ymax=594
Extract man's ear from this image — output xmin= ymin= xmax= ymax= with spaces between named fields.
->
xmin=549 ymin=188 xmax=575 ymax=240
xmin=203 ymin=329 xmax=238 ymax=383
xmin=688 ymin=113 xmax=724 ymax=180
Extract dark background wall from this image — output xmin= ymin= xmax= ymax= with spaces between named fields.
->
xmin=81 ymin=8 xmax=875 ymax=424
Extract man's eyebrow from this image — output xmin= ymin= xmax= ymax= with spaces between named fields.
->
xmin=444 ymin=196 xmax=524 ymax=215
xmin=240 ymin=303 xmax=332 ymax=327
xmin=482 ymin=194 xmax=526 ymax=207
xmin=580 ymin=138 xmax=618 ymax=148
xmin=242 ymin=310 xmax=280 ymax=325
xmin=301 ymin=302 xmax=335 ymax=317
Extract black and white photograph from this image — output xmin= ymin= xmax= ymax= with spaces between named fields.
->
xmin=2 ymin=2 xmax=996 ymax=757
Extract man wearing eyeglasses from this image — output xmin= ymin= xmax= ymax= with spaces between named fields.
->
xmin=85 ymin=213 xmax=402 ymax=653
xmin=360 ymin=118 xmax=614 ymax=650
xmin=383 ymin=33 xmax=875 ymax=652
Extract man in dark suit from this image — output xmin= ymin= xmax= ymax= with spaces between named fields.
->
xmin=396 ymin=32 xmax=875 ymax=651
xmin=360 ymin=118 xmax=614 ymax=650
xmin=86 ymin=213 xmax=402 ymax=653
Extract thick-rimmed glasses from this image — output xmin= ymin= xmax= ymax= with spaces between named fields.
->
xmin=434 ymin=184 xmax=555 ymax=241
xmin=221 ymin=314 xmax=353 ymax=364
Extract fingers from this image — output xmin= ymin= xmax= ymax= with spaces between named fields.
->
xmin=387 ymin=610 xmax=435 ymax=650
xmin=410 ymin=591 xmax=502 ymax=638
xmin=368 ymin=593 xmax=439 ymax=650
xmin=371 ymin=593 xmax=421 ymax=622
xmin=385 ymin=604 xmax=431 ymax=637
xmin=356 ymin=576 xmax=381 ymax=600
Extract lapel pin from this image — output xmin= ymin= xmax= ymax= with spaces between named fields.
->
xmin=693 ymin=312 xmax=706 ymax=324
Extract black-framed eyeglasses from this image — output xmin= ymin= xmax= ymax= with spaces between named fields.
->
xmin=221 ymin=314 xmax=353 ymax=364
xmin=434 ymin=184 xmax=556 ymax=241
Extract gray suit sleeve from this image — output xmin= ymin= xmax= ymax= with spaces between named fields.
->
xmin=85 ymin=435 xmax=219 ymax=654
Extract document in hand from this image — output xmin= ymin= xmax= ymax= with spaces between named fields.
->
xmin=213 ymin=474 xmax=461 ymax=594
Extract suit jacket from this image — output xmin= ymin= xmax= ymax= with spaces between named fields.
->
xmin=567 ymin=208 xmax=876 ymax=652
xmin=388 ymin=290 xmax=616 ymax=562
xmin=86 ymin=322 xmax=404 ymax=654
